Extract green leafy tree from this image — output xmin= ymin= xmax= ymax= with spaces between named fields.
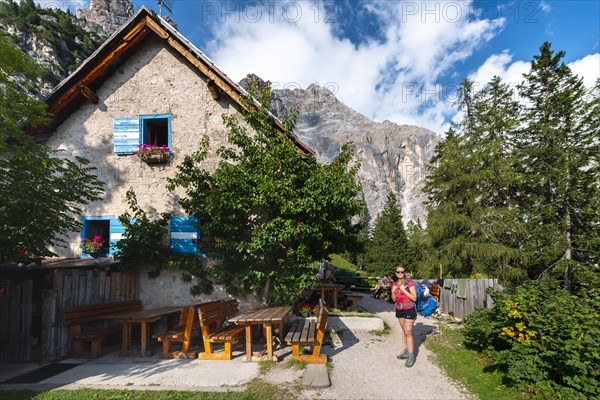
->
xmin=364 ymin=192 xmax=409 ymax=276
xmin=0 ymin=35 xmax=104 ymax=261
xmin=167 ymin=82 xmax=364 ymax=305
xmin=515 ymin=43 xmax=600 ymax=290
xmin=424 ymin=77 xmax=526 ymax=283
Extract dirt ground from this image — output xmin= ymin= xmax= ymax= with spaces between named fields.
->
xmin=263 ymin=294 xmax=470 ymax=400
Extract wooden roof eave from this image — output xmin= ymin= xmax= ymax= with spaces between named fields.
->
xmin=43 ymin=7 xmax=315 ymax=158
xmin=47 ymin=20 xmax=151 ymax=117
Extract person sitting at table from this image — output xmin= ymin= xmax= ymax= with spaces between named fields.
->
xmin=372 ymin=274 xmax=391 ymax=299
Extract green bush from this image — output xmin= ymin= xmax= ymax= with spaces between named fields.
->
xmin=463 ymin=282 xmax=600 ymax=399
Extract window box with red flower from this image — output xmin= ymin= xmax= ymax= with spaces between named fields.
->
xmin=81 ymin=235 xmax=106 ymax=255
xmin=134 ymin=144 xmax=173 ymax=164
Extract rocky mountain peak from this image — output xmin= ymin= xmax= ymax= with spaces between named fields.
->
xmin=76 ymin=0 xmax=133 ymax=34
xmin=240 ymin=74 xmax=439 ymax=224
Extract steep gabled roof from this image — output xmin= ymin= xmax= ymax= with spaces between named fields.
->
xmin=43 ymin=6 xmax=314 ymax=157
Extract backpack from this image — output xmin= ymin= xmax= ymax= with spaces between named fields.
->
xmin=418 ymin=297 xmax=438 ymax=317
xmin=405 ymin=280 xmax=426 ymax=309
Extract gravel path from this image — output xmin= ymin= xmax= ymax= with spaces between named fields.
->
xmin=292 ymin=294 xmax=469 ymax=400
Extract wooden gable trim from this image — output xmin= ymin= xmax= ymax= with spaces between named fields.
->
xmin=144 ymin=15 xmax=170 ymax=39
xmin=48 ymin=19 xmax=151 ymax=116
xmin=78 ymin=85 xmax=99 ymax=103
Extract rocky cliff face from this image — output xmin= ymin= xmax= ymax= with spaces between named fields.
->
xmin=76 ymin=0 xmax=133 ymax=34
xmin=241 ymin=75 xmax=439 ymax=224
xmin=0 ymin=0 xmax=132 ymax=98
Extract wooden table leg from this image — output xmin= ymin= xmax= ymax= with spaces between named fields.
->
xmin=121 ymin=321 xmax=130 ymax=355
xmin=333 ymin=288 xmax=338 ymax=309
xmin=265 ymin=323 xmax=273 ymax=361
xmin=141 ymin=322 xmax=148 ymax=356
xmin=278 ymin=321 xmax=284 ymax=342
xmin=244 ymin=324 xmax=252 ymax=362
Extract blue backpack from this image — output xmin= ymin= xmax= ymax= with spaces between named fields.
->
xmin=418 ymin=297 xmax=438 ymax=317
xmin=406 ymin=281 xmax=425 ymax=309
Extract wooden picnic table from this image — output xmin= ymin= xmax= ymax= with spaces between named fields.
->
xmin=103 ymin=305 xmax=184 ymax=356
xmin=228 ymin=306 xmax=292 ymax=362
xmin=315 ymin=283 xmax=345 ymax=309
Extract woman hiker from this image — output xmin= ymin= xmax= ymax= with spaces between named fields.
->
xmin=391 ymin=265 xmax=417 ymax=367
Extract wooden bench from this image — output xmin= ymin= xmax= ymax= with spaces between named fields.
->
xmin=197 ymin=298 xmax=245 ymax=360
xmin=430 ymin=283 xmax=441 ymax=303
xmin=64 ymin=299 xmax=142 ymax=358
xmin=285 ymin=298 xmax=329 ymax=364
xmin=345 ymin=293 xmax=363 ymax=306
xmin=152 ymin=301 xmax=219 ymax=359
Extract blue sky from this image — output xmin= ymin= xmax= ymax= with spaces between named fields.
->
xmin=49 ymin=1 xmax=600 ymax=134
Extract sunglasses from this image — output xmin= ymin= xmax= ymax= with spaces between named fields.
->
xmin=396 ymin=270 xmax=404 ymax=273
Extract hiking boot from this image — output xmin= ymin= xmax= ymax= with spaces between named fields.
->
xmin=405 ymin=353 xmax=416 ymax=367
xmin=396 ymin=349 xmax=409 ymax=360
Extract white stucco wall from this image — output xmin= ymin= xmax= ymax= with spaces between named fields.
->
xmin=44 ymin=36 xmax=260 ymax=307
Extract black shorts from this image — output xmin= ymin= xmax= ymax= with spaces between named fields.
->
xmin=396 ymin=307 xmax=417 ymax=319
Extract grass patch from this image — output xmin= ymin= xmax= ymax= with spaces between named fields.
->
xmin=0 ymin=380 xmax=299 ymax=400
xmin=328 ymin=310 xmax=375 ymax=317
xmin=425 ymin=322 xmax=528 ymax=400
xmin=286 ymin=358 xmax=307 ymax=370
xmin=258 ymin=359 xmax=276 ymax=374
xmin=370 ymin=321 xmax=390 ymax=336
xmin=328 ymin=254 xmax=357 ymax=270
xmin=245 ymin=378 xmax=298 ymax=400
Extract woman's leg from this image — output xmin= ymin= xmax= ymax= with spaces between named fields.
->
xmin=398 ymin=317 xmax=408 ymax=345
xmin=402 ymin=318 xmax=415 ymax=353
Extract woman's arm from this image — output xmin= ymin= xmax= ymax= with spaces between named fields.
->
xmin=391 ymin=283 xmax=399 ymax=302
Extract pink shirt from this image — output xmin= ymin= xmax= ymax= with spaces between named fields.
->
xmin=394 ymin=280 xmax=415 ymax=310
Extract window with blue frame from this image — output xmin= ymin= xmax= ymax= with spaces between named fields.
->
xmin=113 ymin=114 xmax=172 ymax=155
xmin=81 ymin=216 xmax=125 ymax=258
xmin=141 ymin=114 xmax=171 ymax=148
xmin=170 ymin=217 xmax=201 ymax=254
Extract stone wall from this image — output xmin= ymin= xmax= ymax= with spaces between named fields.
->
xmin=44 ymin=36 xmax=248 ymax=306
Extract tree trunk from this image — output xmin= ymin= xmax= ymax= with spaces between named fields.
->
xmin=564 ymin=206 xmax=573 ymax=292
xmin=261 ymin=276 xmax=271 ymax=307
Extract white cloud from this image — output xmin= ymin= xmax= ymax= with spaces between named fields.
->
xmin=569 ymin=54 xmax=600 ymax=88
xmin=540 ymin=1 xmax=552 ymax=13
xmin=471 ymin=51 xmax=600 ymax=90
xmin=469 ymin=50 xmax=529 ymax=88
xmin=205 ymin=0 xmax=505 ymax=135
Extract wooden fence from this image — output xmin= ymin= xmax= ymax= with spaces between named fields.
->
xmin=0 ymin=266 xmax=139 ymax=362
xmin=43 ymin=267 xmax=140 ymax=361
xmin=435 ymin=278 xmax=501 ymax=320
xmin=0 ymin=278 xmax=32 ymax=363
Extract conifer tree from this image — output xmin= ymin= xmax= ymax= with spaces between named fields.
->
xmin=424 ymin=77 xmax=525 ymax=282
xmin=516 ymin=43 xmax=599 ymax=290
xmin=364 ymin=192 xmax=409 ymax=276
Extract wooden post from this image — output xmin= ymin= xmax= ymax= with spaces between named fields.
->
xmin=8 ymin=284 xmax=21 ymax=361
xmin=42 ymin=289 xmax=57 ymax=362
xmin=20 ymin=279 xmax=32 ymax=361
xmin=0 ymin=280 xmax=10 ymax=362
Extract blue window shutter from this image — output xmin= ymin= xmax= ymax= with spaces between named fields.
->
xmin=170 ymin=217 xmax=200 ymax=254
xmin=114 ymin=117 xmax=141 ymax=154
xmin=109 ymin=217 xmax=125 ymax=257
